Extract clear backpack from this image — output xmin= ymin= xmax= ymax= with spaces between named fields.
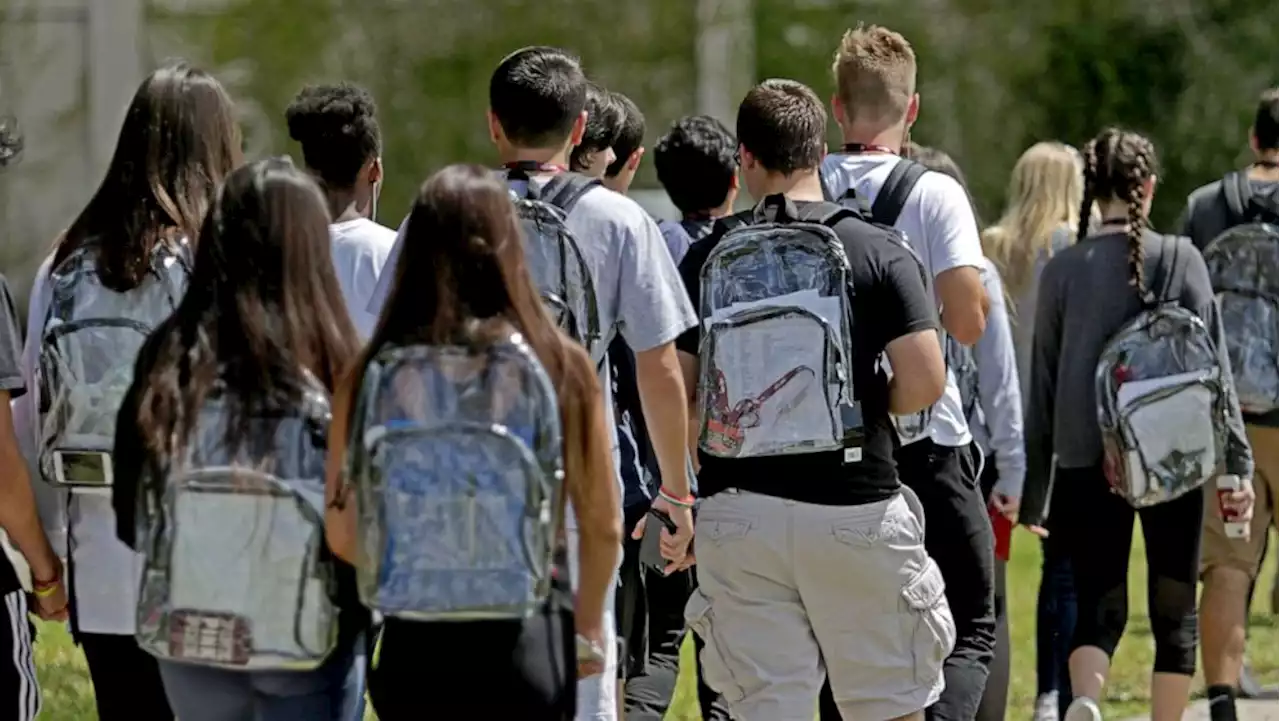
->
xmin=135 ymin=376 xmax=339 ymax=670
xmin=1201 ymin=172 xmax=1278 ymax=414
xmin=697 ymin=197 xmax=860 ymax=459
xmin=506 ymin=169 xmax=602 ymax=353
xmin=39 ymin=240 xmax=190 ymax=489
xmin=346 ymin=332 xmax=564 ymax=621
xmin=1096 ymin=236 xmax=1228 ymax=508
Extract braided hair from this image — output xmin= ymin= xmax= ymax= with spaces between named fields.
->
xmin=1076 ymin=127 xmax=1159 ymax=295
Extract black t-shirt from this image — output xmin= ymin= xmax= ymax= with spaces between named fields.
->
xmin=676 ymin=198 xmax=938 ymax=506
xmin=0 ymin=276 xmax=27 ymax=595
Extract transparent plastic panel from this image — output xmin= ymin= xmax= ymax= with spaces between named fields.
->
xmin=39 ymin=245 xmax=188 ymax=486
xmin=1203 ymin=223 xmax=1279 ymax=414
xmin=350 ymin=337 xmax=563 ymax=621
xmin=1096 ymin=307 xmax=1226 ymax=507
xmin=697 ymin=225 xmax=854 ymax=458
xmin=137 ymin=398 xmax=337 ymax=671
xmin=515 ymin=199 xmax=599 ymax=348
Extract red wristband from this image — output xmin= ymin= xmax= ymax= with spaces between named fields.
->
xmin=658 ymin=487 xmax=695 ymax=507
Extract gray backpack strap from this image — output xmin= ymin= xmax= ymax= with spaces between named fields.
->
xmin=1146 ymin=235 xmax=1180 ymax=307
xmin=870 ymin=159 xmax=928 ymax=226
xmin=541 ymin=173 xmax=600 ymax=215
xmin=1222 ymin=171 xmax=1250 ymax=222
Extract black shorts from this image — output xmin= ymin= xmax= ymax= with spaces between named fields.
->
xmin=0 ymin=592 xmax=39 ymax=721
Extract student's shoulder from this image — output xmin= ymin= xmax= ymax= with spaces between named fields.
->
xmin=573 ymin=183 xmax=654 ymax=233
xmin=908 ymin=166 xmax=972 ymax=215
xmin=1184 ymin=177 xmax=1225 ymax=210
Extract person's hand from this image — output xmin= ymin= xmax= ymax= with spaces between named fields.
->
xmin=988 ymin=492 xmax=1020 ymax=522
xmin=575 ymin=623 xmax=608 ymax=679
xmin=1222 ymin=481 xmax=1256 ymax=523
xmin=631 ymin=495 xmax=694 ymax=575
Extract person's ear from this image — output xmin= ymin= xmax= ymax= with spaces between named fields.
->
xmin=729 ymin=173 xmax=739 ymax=191
xmin=627 ymin=147 xmax=645 ymax=171
xmin=1249 ymin=130 xmax=1261 ymax=156
xmin=486 ymin=109 xmax=502 ymax=145
xmin=367 ymin=157 xmax=383 ymax=185
xmin=739 ymin=144 xmax=754 ymax=171
xmin=569 ymin=111 xmax=587 ymax=147
xmin=905 ymin=93 xmax=920 ymax=128
xmin=831 ymin=94 xmax=846 ymax=127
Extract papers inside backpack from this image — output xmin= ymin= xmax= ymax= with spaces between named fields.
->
xmin=350 ymin=340 xmax=563 ymax=621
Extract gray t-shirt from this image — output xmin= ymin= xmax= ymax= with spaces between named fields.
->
xmin=368 ymin=178 xmax=698 ymax=501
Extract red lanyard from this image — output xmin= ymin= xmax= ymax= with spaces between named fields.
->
xmin=842 ymin=143 xmax=899 ymax=155
xmin=502 ymin=161 xmax=568 ymax=174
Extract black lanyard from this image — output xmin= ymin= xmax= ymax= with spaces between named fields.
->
xmin=502 ymin=160 xmax=568 ymax=174
xmin=842 ymin=143 xmax=899 ymax=155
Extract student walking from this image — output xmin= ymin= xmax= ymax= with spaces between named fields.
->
xmin=1021 ymin=127 xmax=1255 ymax=721
xmin=676 ymin=78 xmax=953 ymax=721
xmin=821 ymin=25 xmax=994 ymax=721
xmin=111 ymin=157 xmax=367 ymax=721
xmin=286 ymin=83 xmax=397 ymax=341
xmin=324 ymin=163 xmax=624 ymax=720
xmin=12 ymin=61 xmax=242 ymax=721
xmin=982 ymin=140 xmax=1086 ymax=721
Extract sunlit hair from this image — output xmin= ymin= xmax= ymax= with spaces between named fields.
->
xmin=981 ymin=141 xmax=1084 ymax=298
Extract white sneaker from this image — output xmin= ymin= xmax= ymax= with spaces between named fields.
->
xmin=1033 ymin=691 xmax=1060 ymax=721
xmin=1063 ymin=697 xmax=1103 ymax=721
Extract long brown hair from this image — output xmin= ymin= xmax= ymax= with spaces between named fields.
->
xmin=1077 ymin=128 xmax=1159 ymax=294
xmin=362 ymin=163 xmax=596 ymax=452
xmin=136 ymin=157 xmax=359 ymax=484
xmin=54 ymin=62 xmax=242 ymax=290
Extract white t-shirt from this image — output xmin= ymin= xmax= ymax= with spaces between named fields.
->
xmin=329 ymin=218 xmax=397 ymax=339
xmin=821 ymin=153 xmax=985 ymax=447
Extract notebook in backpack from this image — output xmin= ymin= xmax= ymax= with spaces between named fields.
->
xmin=1096 ymin=236 xmax=1228 ymax=508
xmin=506 ymin=170 xmax=602 ymax=353
xmin=135 ymin=376 xmax=339 ymax=670
xmin=38 ymin=240 xmax=190 ymax=489
xmin=696 ymin=196 xmax=861 ymax=459
xmin=1202 ymin=171 xmax=1279 ymax=414
xmin=347 ymin=332 xmax=564 ymax=621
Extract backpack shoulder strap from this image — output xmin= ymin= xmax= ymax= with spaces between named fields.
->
xmin=870 ymin=159 xmax=928 ymax=226
xmin=541 ymin=173 xmax=600 ymax=215
xmin=1151 ymin=234 xmax=1180 ymax=306
xmin=713 ymin=210 xmax=752 ymax=236
xmin=1222 ymin=171 xmax=1250 ymax=222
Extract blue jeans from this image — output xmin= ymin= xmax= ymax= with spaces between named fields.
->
xmin=157 ymin=639 xmax=365 ymax=721
xmin=1036 ymin=534 xmax=1076 ymax=714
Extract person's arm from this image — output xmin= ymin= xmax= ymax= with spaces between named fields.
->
xmin=560 ymin=343 xmax=623 ymax=660
xmin=1018 ymin=259 xmax=1065 ymax=528
xmin=877 ymin=249 xmax=946 ymax=414
xmin=324 ymin=368 xmax=358 ymax=565
xmin=923 ymin=174 xmax=989 ymax=345
xmin=0 ymin=395 xmax=58 ymax=586
xmin=973 ymin=266 xmax=1026 ymax=504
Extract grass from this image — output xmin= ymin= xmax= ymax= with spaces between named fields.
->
xmin=30 ymin=529 xmax=1279 ymax=720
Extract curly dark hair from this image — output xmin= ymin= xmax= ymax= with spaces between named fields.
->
xmin=1076 ymin=127 xmax=1160 ymax=295
xmin=653 ymin=115 xmax=738 ymax=215
xmin=285 ymin=83 xmax=381 ymax=190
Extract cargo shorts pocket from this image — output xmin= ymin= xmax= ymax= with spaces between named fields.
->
xmin=902 ymin=558 xmax=956 ymax=686
xmin=685 ymin=589 xmax=745 ymax=703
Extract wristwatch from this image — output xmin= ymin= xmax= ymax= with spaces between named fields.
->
xmin=576 ymin=633 xmax=606 ymax=665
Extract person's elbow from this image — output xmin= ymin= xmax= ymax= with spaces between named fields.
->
xmin=936 ymin=267 xmax=988 ymax=346
xmin=885 ymin=330 xmax=947 ymax=415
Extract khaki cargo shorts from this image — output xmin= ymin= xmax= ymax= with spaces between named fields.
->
xmin=686 ymin=488 xmax=955 ymax=721
xmin=1202 ymin=424 xmax=1278 ymax=578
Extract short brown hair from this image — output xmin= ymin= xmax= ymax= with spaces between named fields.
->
xmin=736 ymin=79 xmax=826 ymax=175
xmin=831 ymin=24 xmax=917 ymax=127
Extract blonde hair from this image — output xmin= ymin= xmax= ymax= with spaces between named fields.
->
xmin=831 ymin=24 xmax=916 ymax=128
xmin=981 ymin=142 xmax=1083 ymax=299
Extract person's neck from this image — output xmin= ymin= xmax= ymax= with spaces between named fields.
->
xmin=498 ymin=145 xmax=571 ymax=170
xmin=756 ymin=171 xmax=825 ymax=202
xmin=326 ymin=189 xmax=366 ymax=224
xmin=838 ymin=121 xmax=906 ymax=154
xmin=1250 ymin=150 xmax=1280 ymax=180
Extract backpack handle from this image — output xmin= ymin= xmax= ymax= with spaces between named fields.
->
xmin=753 ymin=194 xmax=801 ymax=224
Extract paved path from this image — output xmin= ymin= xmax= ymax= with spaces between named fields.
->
xmin=1124 ymin=697 xmax=1278 ymax=721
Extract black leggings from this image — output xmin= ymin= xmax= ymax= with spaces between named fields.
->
xmin=1054 ymin=465 xmax=1203 ymax=675
xmin=975 ymin=456 xmax=1009 ymax=721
